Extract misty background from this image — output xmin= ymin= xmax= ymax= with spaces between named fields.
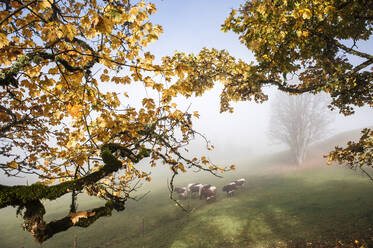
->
xmin=1 ymin=0 xmax=372 ymax=186
xmin=1 ymin=1 xmax=373 ymax=247
xmin=134 ymin=0 xmax=372 ymax=182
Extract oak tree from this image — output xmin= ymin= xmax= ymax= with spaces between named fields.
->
xmin=0 ymin=0 xmax=230 ymax=242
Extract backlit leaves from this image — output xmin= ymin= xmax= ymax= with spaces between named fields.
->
xmin=0 ymin=0 xmax=227 ymax=212
xmin=327 ymin=129 xmax=373 ymax=175
xmin=219 ymin=0 xmax=372 ymax=169
xmin=67 ymin=104 xmax=83 ymax=118
xmin=300 ymin=8 xmax=312 ymax=19
xmin=7 ymin=161 xmax=18 ymax=169
xmin=170 ymin=0 xmax=372 ymax=171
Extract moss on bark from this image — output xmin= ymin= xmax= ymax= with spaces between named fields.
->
xmin=0 ymin=144 xmax=125 ymax=209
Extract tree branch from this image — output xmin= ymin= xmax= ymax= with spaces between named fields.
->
xmin=0 ymin=144 xmax=126 ymax=209
xmin=0 ymin=0 xmax=37 ymax=27
xmin=19 ymin=199 xmax=124 ymax=243
xmin=333 ymin=40 xmax=373 ymax=60
xmin=352 ymin=59 xmax=373 ymax=73
xmin=360 ymin=167 xmax=373 ymax=183
xmin=257 ymin=79 xmax=326 ymax=94
xmin=0 ymin=37 xmax=98 ymax=88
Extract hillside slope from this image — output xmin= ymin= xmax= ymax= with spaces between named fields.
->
xmin=247 ymin=126 xmax=372 ymax=170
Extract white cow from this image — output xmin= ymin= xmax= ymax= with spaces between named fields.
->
xmin=235 ymin=178 xmax=246 ymax=187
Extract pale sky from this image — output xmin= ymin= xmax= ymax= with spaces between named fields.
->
xmin=1 ymin=0 xmax=372 ymax=184
xmin=142 ymin=0 xmax=373 ymax=161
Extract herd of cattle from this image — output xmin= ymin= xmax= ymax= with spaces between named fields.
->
xmin=174 ymin=178 xmax=246 ymax=202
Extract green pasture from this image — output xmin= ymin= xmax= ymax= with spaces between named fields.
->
xmin=1 ymin=165 xmax=373 ymax=248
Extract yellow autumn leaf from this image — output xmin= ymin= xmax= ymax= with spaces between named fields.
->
xmin=175 ymin=64 xmax=185 ymax=78
xmin=138 ymin=1 xmax=146 ymax=9
xmin=128 ymin=7 xmax=139 ymax=22
xmin=0 ymin=32 xmax=9 ymax=49
xmin=29 ymin=66 xmax=43 ymax=78
xmin=142 ymin=98 xmax=155 ymax=109
xmin=67 ymin=104 xmax=83 ymax=118
xmin=325 ymin=5 xmax=336 ymax=13
xmin=55 ymin=83 xmax=64 ymax=90
xmin=302 ymin=9 xmax=312 ymax=19
xmin=178 ymin=163 xmax=186 ymax=172
xmin=143 ymin=76 xmax=154 ymax=87
xmin=81 ymin=15 xmax=91 ymax=29
xmin=7 ymin=161 xmax=19 ymax=169
xmin=146 ymin=3 xmax=157 ymax=15
xmin=100 ymin=74 xmax=110 ymax=82
xmin=302 ymin=30 xmax=309 ymax=37
xmin=40 ymin=0 xmax=51 ymax=10
xmin=61 ymin=23 xmax=77 ymax=41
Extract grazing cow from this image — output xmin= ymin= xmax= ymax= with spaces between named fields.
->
xmin=222 ymin=182 xmax=237 ymax=197
xmin=235 ymin=178 xmax=246 ymax=187
xmin=200 ymin=185 xmax=217 ymax=202
xmin=187 ymin=183 xmax=203 ymax=198
xmin=174 ymin=187 xmax=187 ymax=199
xmin=199 ymin=184 xmax=211 ymax=199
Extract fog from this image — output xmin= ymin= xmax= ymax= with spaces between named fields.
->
xmin=1 ymin=1 xmax=373 ymax=247
xmin=118 ymin=0 xmax=373 ymax=195
xmin=1 ymin=0 xmax=372 ymax=186
xmin=149 ymin=0 xmax=372 ymax=150
xmin=132 ymin=0 xmax=373 ymax=181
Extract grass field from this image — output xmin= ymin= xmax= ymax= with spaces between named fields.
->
xmin=1 ymin=164 xmax=373 ymax=248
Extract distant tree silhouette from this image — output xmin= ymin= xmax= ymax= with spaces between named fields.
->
xmin=269 ymin=93 xmax=333 ymax=166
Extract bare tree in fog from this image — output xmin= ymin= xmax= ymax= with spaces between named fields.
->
xmin=269 ymin=93 xmax=333 ymax=166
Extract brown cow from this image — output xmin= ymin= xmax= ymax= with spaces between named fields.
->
xmin=187 ymin=183 xmax=203 ymax=198
xmin=200 ymin=185 xmax=217 ymax=202
xmin=222 ymin=182 xmax=237 ymax=197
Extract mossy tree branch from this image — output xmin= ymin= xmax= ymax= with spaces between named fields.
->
xmin=0 ymin=37 xmax=98 ymax=88
xmin=0 ymin=144 xmax=136 ymax=209
xmin=19 ymin=199 xmax=123 ymax=243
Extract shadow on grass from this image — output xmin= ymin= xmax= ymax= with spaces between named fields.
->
xmin=3 ymin=168 xmax=373 ymax=248
xmin=228 ymin=175 xmax=373 ymax=247
xmin=112 ymin=171 xmax=373 ymax=248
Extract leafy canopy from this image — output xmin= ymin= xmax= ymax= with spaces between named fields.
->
xmin=166 ymin=0 xmax=372 ymax=173
xmin=0 ymin=0 xmax=234 ymax=241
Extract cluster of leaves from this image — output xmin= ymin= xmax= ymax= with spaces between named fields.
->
xmin=220 ymin=0 xmax=373 ymax=169
xmin=161 ymin=48 xmax=269 ymax=113
xmin=166 ymin=0 xmax=373 ymax=170
xmin=0 ymin=0 xmax=233 ymax=228
xmin=221 ymin=0 xmax=373 ymax=114
xmin=327 ymin=128 xmax=373 ymax=180
xmin=166 ymin=0 xmax=373 ymax=112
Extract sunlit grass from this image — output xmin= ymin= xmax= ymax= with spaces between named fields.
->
xmin=1 ymin=166 xmax=373 ymax=247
